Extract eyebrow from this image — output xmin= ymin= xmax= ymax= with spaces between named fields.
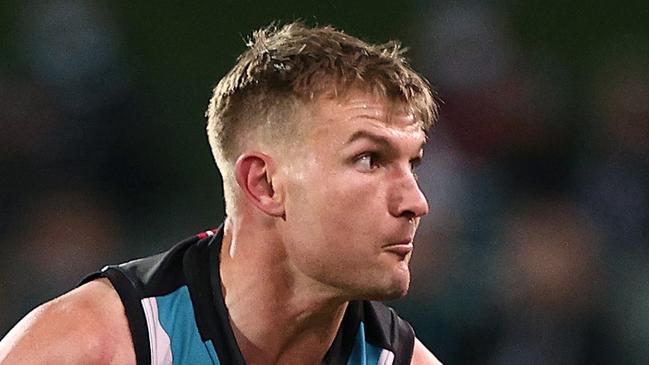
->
xmin=345 ymin=130 xmax=426 ymax=152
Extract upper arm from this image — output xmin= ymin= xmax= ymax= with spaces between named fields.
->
xmin=0 ymin=278 xmax=136 ymax=365
xmin=410 ymin=337 xmax=443 ymax=365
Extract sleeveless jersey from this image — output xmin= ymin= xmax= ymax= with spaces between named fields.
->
xmin=81 ymin=227 xmax=415 ymax=365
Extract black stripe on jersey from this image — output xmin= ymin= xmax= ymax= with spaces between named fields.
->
xmin=363 ymin=301 xmax=415 ymax=365
xmin=120 ymin=236 xmax=199 ymax=297
xmin=183 ymin=229 xmax=247 ymax=365
xmin=323 ymin=301 xmax=363 ymax=365
xmin=80 ymin=268 xmax=152 ymax=365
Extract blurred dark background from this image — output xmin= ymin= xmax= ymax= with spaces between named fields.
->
xmin=1 ymin=1 xmax=648 ymax=364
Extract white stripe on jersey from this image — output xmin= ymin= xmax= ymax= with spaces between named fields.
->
xmin=377 ymin=348 xmax=395 ymax=365
xmin=141 ymin=297 xmax=173 ymax=365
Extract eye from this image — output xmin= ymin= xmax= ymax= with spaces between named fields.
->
xmin=354 ymin=152 xmax=379 ymax=172
xmin=410 ymin=158 xmax=421 ymax=172
xmin=410 ymin=157 xmax=422 ymax=179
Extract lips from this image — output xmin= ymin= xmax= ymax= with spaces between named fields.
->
xmin=383 ymin=239 xmax=414 ymax=258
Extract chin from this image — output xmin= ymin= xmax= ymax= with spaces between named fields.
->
xmin=387 ymin=280 xmax=411 ymax=299
xmin=364 ymin=287 xmax=409 ymax=301
xmin=362 ymin=276 xmax=411 ymax=301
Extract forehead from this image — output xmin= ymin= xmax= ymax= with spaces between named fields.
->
xmin=304 ymin=89 xmax=425 ymax=142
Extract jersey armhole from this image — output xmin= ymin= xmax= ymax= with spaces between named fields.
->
xmin=81 ymin=268 xmax=152 ymax=365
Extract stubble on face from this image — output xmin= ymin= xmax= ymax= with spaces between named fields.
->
xmin=274 ymin=89 xmax=428 ymax=302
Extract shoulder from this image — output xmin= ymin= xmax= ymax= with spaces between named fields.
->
xmin=0 ymin=278 xmax=135 ymax=365
xmin=410 ymin=338 xmax=444 ymax=365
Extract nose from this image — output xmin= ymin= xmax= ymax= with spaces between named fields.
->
xmin=388 ymin=169 xmax=429 ymax=220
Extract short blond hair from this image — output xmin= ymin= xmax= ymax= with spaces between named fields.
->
xmin=206 ymin=22 xmax=438 ymax=215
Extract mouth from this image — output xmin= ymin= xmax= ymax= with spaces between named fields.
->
xmin=383 ymin=239 xmax=413 ymax=259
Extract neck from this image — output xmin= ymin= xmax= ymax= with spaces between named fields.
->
xmin=219 ymin=217 xmax=348 ymax=365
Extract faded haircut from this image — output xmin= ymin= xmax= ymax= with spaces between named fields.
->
xmin=206 ymin=21 xmax=438 ymax=215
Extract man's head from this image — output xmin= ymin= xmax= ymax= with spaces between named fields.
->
xmin=206 ymin=22 xmax=437 ymax=216
xmin=206 ymin=22 xmax=438 ymax=300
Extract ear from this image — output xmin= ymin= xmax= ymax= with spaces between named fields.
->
xmin=234 ymin=153 xmax=285 ymax=217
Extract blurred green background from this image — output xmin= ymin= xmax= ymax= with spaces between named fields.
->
xmin=2 ymin=1 xmax=648 ymax=363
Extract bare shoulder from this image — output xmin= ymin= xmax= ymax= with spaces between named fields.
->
xmin=0 ymin=278 xmax=135 ymax=365
xmin=410 ymin=337 xmax=444 ymax=365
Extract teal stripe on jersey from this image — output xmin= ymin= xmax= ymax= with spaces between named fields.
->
xmin=157 ymin=286 xmax=221 ymax=365
xmin=346 ymin=322 xmax=384 ymax=365
xmin=204 ymin=340 xmax=220 ymax=364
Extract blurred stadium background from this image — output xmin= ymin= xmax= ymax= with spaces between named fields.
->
xmin=1 ymin=1 xmax=648 ymax=363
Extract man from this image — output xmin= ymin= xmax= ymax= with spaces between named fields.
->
xmin=0 ymin=22 xmax=442 ymax=364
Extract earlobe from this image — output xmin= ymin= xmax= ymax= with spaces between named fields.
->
xmin=234 ymin=153 xmax=285 ymax=217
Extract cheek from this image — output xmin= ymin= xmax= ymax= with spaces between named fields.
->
xmin=288 ymin=179 xmax=350 ymax=232
xmin=283 ymin=154 xmax=386 ymax=243
xmin=310 ymin=173 xmax=386 ymax=241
